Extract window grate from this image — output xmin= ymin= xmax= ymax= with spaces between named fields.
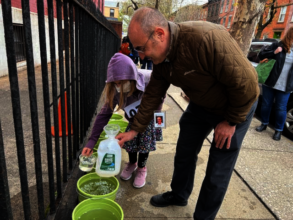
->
xmin=13 ymin=24 xmax=26 ymax=62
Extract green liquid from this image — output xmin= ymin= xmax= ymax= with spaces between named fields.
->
xmin=81 ymin=179 xmax=116 ymax=195
xmin=78 ymin=209 xmax=119 ymax=220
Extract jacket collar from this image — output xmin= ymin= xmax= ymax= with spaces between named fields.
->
xmin=165 ymin=22 xmax=180 ymax=62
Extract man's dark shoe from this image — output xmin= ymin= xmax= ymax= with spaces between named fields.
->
xmin=273 ymin=131 xmax=281 ymax=141
xmin=256 ymin=124 xmax=267 ymax=132
xmin=150 ymin=191 xmax=188 ymax=207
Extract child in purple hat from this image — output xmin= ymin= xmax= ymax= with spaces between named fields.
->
xmin=82 ymin=53 xmax=163 ymax=188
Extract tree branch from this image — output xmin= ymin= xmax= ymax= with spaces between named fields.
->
xmin=130 ymin=0 xmax=139 ymax=10
xmin=248 ymin=10 xmax=262 ymax=24
xmin=274 ymin=2 xmax=293 ymax=8
xmin=126 ymin=5 xmax=134 ymax=14
xmin=155 ymin=0 xmax=159 ymax=9
xmin=262 ymin=9 xmax=277 ymax=29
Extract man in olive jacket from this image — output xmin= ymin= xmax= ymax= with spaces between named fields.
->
xmin=117 ymin=7 xmax=259 ymax=220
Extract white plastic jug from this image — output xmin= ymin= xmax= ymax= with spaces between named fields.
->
xmin=96 ymin=124 xmax=121 ymax=177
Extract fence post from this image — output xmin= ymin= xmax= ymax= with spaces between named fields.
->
xmin=0 ymin=120 xmax=13 ymax=220
xmin=1 ymin=0 xmax=32 ymax=219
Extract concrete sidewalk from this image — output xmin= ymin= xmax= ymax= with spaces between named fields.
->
xmin=114 ymin=85 xmax=293 ymax=219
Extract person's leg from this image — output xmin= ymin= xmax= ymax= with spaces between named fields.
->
xmin=133 ymin=153 xmax=149 ymax=188
xmin=120 ymin=152 xmax=138 ymax=180
xmin=147 ymin=60 xmax=153 ymax=70
xmin=260 ymin=86 xmax=275 ymax=125
xmin=134 ymin=56 xmax=139 ymax=65
xmin=141 ymin=58 xmax=146 ymax=69
xmin=194 ymin=101 xmax=257 ymax=220
xmin=150 ymin=102 xmax=214 ymax=206
xmin=274 ymin=90 xmax=290 ymax=131
xmin=171 ymin=107 xmax=213 ymax=201
xmin=137 ymin=152 xmax=149 ymax=168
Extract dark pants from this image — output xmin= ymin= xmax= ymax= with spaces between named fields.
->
xmin=141 ymin=58 xmax=152 ymax=70
xmin=129 ymin=152 xmax=149 ymax=168
xmin=261 ymin=85 xmax=290 ymax=131
xmin=170 ymin=101 xmax=257 ymax=220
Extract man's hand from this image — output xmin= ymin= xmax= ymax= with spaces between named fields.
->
xmin=116 ymin=130 xmax=138 ymax=147
xmin=214 ymin=121 xmax=236 ymax=149
xmin=274 ymin=47 xmax=282 ymax=54
xmin=82 ymin=147 xmax=93 ymax=156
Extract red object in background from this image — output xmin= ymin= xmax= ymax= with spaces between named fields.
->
xmin=120 ymin=42 xmax=131 ymax=55
xmin=51 ymin=91 xmax=73 ymax=137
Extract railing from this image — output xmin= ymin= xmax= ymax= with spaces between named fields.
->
xmin=0 ymin=0 xmax=120 ymax=219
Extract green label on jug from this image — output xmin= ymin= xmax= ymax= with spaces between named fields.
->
xmin=100 ymin=153 xmax=115 ymax=171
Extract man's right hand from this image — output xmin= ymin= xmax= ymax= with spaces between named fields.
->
xmin=116 ymin=130 xmax=138 ymax=147
xmin=82 ymin=147 xmax=93 ymax=156
xmin=274 ymin=47 xmax=282 ymax=54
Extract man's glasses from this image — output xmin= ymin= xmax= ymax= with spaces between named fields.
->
xmin=134 ymin=31 xmax=154 ymax=53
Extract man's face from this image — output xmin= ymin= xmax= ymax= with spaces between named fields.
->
xmin=128 ymin=22 xmax=167 ymax=65
xmin=157 ymin=117 xmax=162 ymax=124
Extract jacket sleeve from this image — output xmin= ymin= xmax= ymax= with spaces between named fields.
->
xmin=86 ymin=98 xmax=117 ymax=149
xmin=130 ymin=65 xmax=170 ymax=132
xmin=198 ymin=28 xmax=259 ymax=124
xmin=258 ymin=42 xmax=278 ymax=60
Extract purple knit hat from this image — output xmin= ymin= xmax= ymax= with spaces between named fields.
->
xmin=106 ymin=53 xmax=145 ymax=91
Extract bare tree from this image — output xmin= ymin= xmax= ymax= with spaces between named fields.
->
xmin=255 ymin=0 xmax=293 ymax=39
xmin=120 ymin=0 xmax=184 ymax=20
xmin=173 ymin=3 xmax=201 ymax=22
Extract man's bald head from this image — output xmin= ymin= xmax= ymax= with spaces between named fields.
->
xmin=129 ymin=7 xmax=168 ymax=36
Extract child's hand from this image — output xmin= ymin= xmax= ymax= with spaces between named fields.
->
xmin=82 ymin=147 xmax=93 ymax=156
xmin=116 ymin=130 xmax=138 ymax=147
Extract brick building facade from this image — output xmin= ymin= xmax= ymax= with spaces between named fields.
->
xmin=259 ymin=0 xmax=293 ymax=39
xmin=206 ymin=0 xmax=221 ymax=23
xmin=197 ymin=3 xmax=208 ymax=21
xmin=218 ymin=0 xmax=236 ymax=31
xmin=197 ymin=0 xmax=292 ymax=39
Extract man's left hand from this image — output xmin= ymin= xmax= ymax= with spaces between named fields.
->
xmin=214 ymin=121 xmax=236 ymax=149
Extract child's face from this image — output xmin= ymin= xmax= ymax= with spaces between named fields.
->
xmin=114 ymin=80 xmax=132 ymax=93
xmin=114 ymin=80 xmax=122 ymax=88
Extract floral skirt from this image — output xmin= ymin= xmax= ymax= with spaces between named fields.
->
xmin=123 ymin=119 xmax=162 ymax=153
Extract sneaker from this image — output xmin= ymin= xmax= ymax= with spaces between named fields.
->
xmin=150 ymin=191 xmax=188 ymax=207
xmin=133 ymin=166 xmax=147 ymax=188
xmin=120 ymin=162 xmax=137 ymax=180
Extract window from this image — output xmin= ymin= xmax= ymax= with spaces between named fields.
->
xmin=220 ymin=0 xmax=224 ymax=13
xmin=227 ymin=16 xmax=232 ymax=28
xmin=13 ymin=24 xmax=26 ymax=62
xmin=273 ymin=32 xmax=282 ymax=39
xmin=211 ymin=4 xmax=214 ymax=17
xmin=223 ymin=16 xmax=226 ymax=27
xmin=231 ymin=0 xmax=234 ymax=11
xmin=278 ymin=6 xmax=287 ymax=22
xmin=291 ymin=13 xmax=293 ymax=22
xmin=110 ymin=8 xmax=115 ymax=17
xmin=225 ymin=0 xmax=230 ymax=12
xmin=267 ymin=8 xmax=271 ymax=21
xmin=205 ymin=11 xmax=207 ymax=18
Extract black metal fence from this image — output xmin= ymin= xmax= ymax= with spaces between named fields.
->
xmin=0 ymin=0 xmax=120 ymax=219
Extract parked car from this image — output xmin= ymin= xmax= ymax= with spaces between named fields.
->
xmin=247 ymin=39 xmax=293 ymax=139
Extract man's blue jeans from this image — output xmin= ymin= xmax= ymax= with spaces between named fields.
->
xmin=261 ymin=86 xmax=290 ymax=131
